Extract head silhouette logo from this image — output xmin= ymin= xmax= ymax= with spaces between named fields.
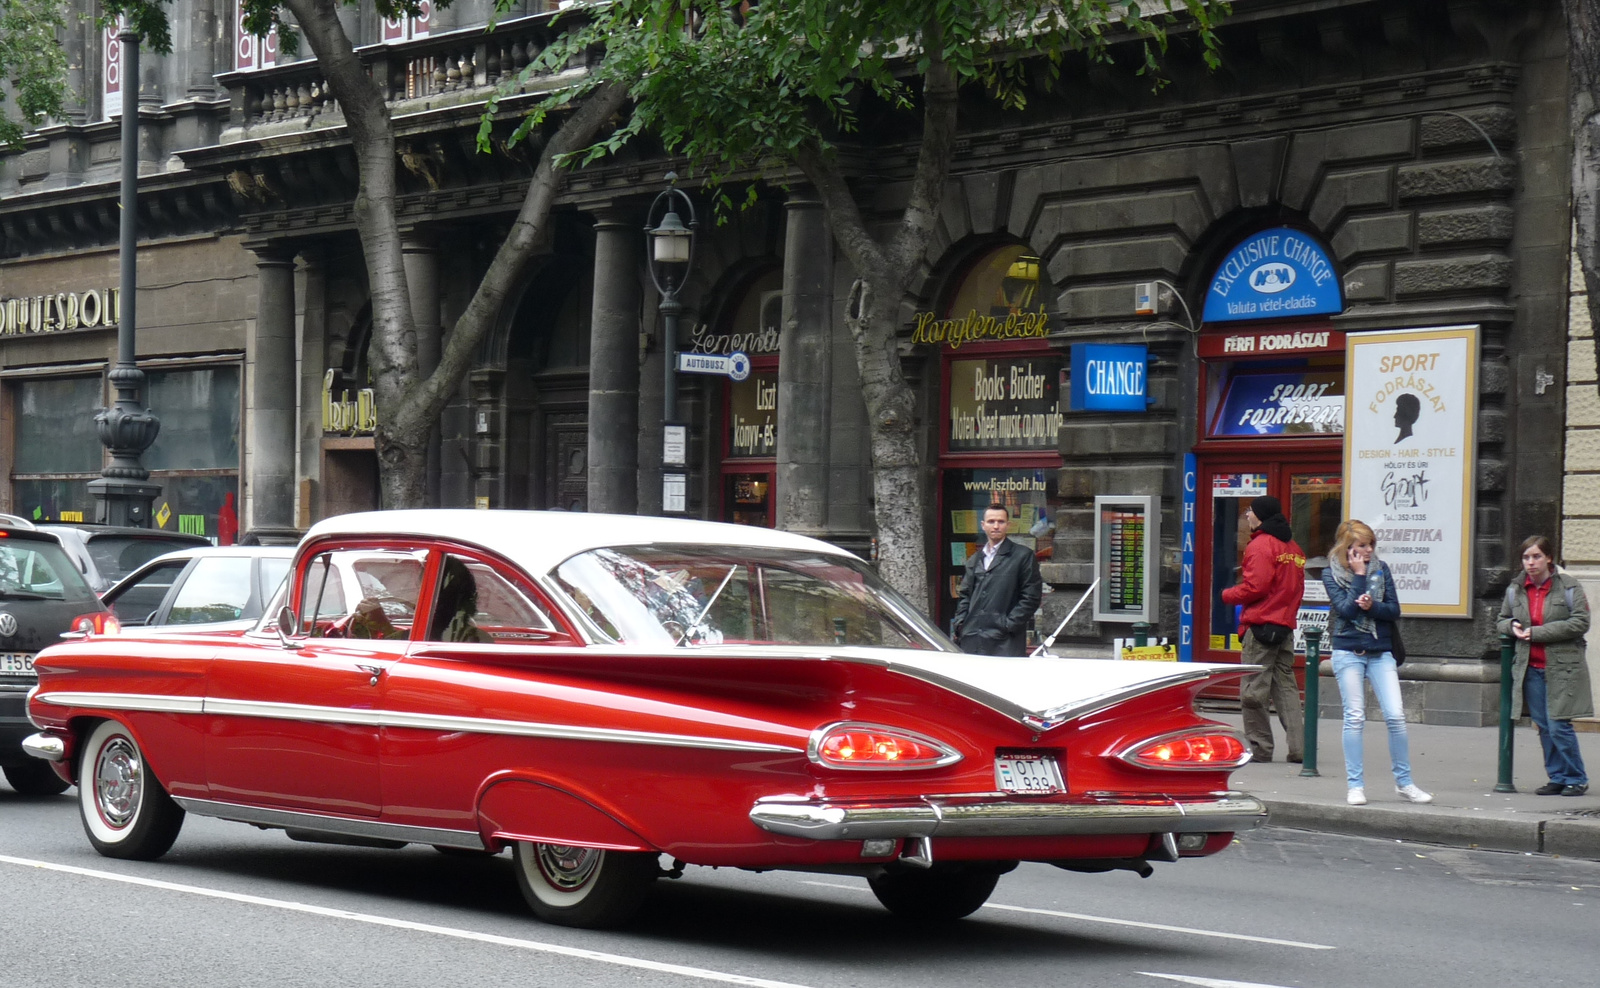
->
xmin=1249 ymin=263 xmax=1296 ymax=294
xmin=1393 ymin=393 xmax=1421 ymax=443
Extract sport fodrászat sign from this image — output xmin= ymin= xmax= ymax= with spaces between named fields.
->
xmin=1202 ymin=227 xmax=1343 ymax=323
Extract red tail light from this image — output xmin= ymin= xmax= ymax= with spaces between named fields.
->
xmin=1118 ymin=728 xmax=1249 ymax=770
xmin=809 ymin=723 xmax=962 ymax=770
xmin=69 ymin=612 xmax=121 ymax=636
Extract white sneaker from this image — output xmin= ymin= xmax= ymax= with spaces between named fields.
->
xmin=1396 ymin=784 xmax=1433 ymax=804
xmin=1347 ymin=788 xmax=1367 ymax=805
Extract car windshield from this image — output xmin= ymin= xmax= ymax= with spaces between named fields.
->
xmin=87 ymin=536 xmax=207 ymax=584
xmin=0 ymin=539 xmax=97 ymax=602
xmin=552 ymin=544 xmax=951 ymax=650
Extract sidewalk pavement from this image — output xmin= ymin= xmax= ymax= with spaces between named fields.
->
xmin=1210 ymin=711 xmax=1600 ymax=860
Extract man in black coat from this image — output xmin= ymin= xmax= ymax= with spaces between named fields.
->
xmin=952 ymin=503 xmax=1044 ymax=656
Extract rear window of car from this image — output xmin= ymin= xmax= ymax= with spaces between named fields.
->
xmin=87 ymin=536 xmax=208 ymax=584
xmin=0 ymin=538 xmax=98 ymax=603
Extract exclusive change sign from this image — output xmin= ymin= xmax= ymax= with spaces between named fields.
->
xmin=1344 ymin=326 xmax=1479 ymax=617
xmin=1203 ymin=227 xmax=1343 ymax=323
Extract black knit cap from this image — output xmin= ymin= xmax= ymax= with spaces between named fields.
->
xmin=1250 ymin=495 xmax=1283 ymax=520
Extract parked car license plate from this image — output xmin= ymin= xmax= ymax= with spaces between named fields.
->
xmin=995 ymin=753 xmax=1064 ymax=794
xmin=0 ymin=652 xmax=36 ymax=677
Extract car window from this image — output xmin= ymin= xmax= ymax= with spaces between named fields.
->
xmin=259 ymin=557 xmax=292 ymax=607
xmin=553 ymin=545 xmax=947 ymax=649
xmin=301 ymin=548 xmax=426 ymax=640
xmin=0 ymin=539 xmax=98 ymax=603
xmin=87 ymin=535 xmax=209 ymax=584
xmin=167 ymin=556 xmax=255 ymax=624
xmin=105 ymin=560 xmax=190 ymax=626
xmin=422 ymin=555 xmax=556 ymax=644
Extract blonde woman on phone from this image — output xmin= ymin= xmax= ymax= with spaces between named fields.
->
xmin=1322 ymin=520 xmax=1432 ymax=806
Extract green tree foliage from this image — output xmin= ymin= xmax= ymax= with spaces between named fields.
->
xmin=0 ymin=0 xmax=72 ymax=149
xmin=516 ymin=1 xmax=1228 ymax=603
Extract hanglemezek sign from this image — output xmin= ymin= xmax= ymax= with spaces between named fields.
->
xmin=1069 ymin=344 xmax=1148 ymax=412
xmin=1202 ymin=227 xmax=1342 ymax=323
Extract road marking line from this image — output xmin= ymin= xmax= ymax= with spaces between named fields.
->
xmin=799 ymin=880 xmax=1334 ymax=951
xmin=1140 ymin=973 xmax=1304 ymax=988
xmin=0 ymin=854 xmax=817 ymax=988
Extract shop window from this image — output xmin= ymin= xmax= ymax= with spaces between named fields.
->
xmin=144 ymin=366 xmax=241 ymax=542
xmin=946 ymin=355 xmax=1064 ymax=453
xmin=939 ymin=468 xmax=1061 ymax=627
xmin=11 ymin=376 xmax=103 ymax=522
xmin=146 ymin=367 xmax=241 ymax=471
xmin=1206 ymin=362 xmax=1344 ymax=438
xmin=716 ymin=269 xmax=781 ymax=528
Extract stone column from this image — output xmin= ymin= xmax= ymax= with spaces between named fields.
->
xmin=249 ymin=246 xmax=299 ymax=532
xmin=187 ymin=1 xmax=220 ymax=98
xmin=587 ymin=210 xmax=641 ymax=514
xmin=776 ymin=192 xmax=833 ymax=534
xmin=297 ymin=249 xmax=327 ymax=528
xmin=402 ymin=231 xmax=443 ymax=505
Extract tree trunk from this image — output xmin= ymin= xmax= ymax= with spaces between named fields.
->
xmin=843 ymin=279 xmax=928 ymax=606
xmin=286 ymin=0 xmax=422 ymax=508
xmin=791 ymin=40 xmax=957 ymax=610
xmin=1567 ymin=0 xmax=1600 ymax=388
xmin=285 ymin=0 xmax=625 ymax=509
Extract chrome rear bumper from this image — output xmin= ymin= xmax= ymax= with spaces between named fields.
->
xmin=749 ymin=791 xmax=1267 ymax=841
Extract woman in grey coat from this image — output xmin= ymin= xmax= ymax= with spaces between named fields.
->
xmin=1496 ymin=535 xmax=1593 ymax=797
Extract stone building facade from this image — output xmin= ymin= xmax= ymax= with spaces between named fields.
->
xmin=0 ymin=0 xmax=1582 ymax=722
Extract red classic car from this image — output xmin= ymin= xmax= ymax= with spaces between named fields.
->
xmin=24 ymin=510 xmax=1265 ymax=928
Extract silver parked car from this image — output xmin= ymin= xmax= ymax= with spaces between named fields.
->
xmin=101 ymin=546 xmax=295 ymax=634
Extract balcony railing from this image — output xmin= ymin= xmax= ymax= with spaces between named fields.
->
xmin=217 ymin=9 xmax=587 ymax=137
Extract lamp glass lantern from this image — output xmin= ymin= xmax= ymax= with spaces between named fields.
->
xmin=649 ymin=210 xmax=693 ymax=266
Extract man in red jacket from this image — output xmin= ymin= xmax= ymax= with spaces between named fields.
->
xmin=1222 ymin=495 xmax=1308 ymax=763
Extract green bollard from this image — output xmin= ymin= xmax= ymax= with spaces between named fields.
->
xmin=1133 ymin=622 xmax=1150 ymax=648
xmin=1496 ymin=633 xmax=1516 ymax=793
xmin=1299 ymin=629 xmax=1321 ymax=778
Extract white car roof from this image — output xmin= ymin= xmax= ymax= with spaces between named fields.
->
xmin=143 ymin=545 xmax=298 ymax=566
xmin=304 ymin=510 xmax=858 ymax=575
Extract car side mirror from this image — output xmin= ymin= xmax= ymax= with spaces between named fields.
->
xmin=275 ymin=605 xmax=298 ymax=647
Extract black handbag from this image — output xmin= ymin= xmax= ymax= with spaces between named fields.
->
xmin=1387 ymin=620 xmax=1406 ymax=665
xmin=1251 ymin=622 xmax=1293 ymax=645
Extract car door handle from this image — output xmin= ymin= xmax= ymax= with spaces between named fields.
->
xmin=355 ymin=664 xmax=384 ymax=687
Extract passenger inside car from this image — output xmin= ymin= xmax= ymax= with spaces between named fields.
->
xmin=429 ymin=557 xmax=493 ymax=644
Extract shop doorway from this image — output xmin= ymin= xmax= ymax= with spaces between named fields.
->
xmin=1195 ymin=456 xmax=1342 ymax=666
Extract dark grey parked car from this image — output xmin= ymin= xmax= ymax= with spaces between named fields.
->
xmin=0 ymin=522 xmax=110 ymax=795
xmin=37 ymin=523 xmax=210 ymax=593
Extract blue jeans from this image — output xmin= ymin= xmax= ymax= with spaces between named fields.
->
xmin=1330 ymin=649 xmax=1414 ymax=789
xmin=1525 ymin=666 xmax=1589 ymax=787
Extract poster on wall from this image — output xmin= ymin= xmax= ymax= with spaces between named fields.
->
xmin=1344 ymin=325 xmax=1478 ymax=618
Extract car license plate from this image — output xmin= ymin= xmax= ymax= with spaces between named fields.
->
xmin=0 ymin=652 xmax=36 ymax=678
xmin=995 ymin=753 xmax=1064 ymax=794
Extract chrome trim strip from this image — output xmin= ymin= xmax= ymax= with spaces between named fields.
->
xmin=21 ymin=732 xmax=64 ymax=762
xmin=36 ymin=691 xmax=802 ymax=755
xmin=33 ymin=691 xmax=205 ymax=715
xmin=748 ymin=791 xmax=1268 ymax=841
xmin=172 ymin=797 xmax=485 ymax=850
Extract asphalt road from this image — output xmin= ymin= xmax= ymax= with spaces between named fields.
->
xmin=3 ymin=779 xmax=1596 ymax=988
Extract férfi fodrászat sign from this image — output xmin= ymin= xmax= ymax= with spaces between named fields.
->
xmin=1344 ymin=326 xmax=1479 ymax=617
xmin=1202 ymin=227 xmax=1343 ymax=323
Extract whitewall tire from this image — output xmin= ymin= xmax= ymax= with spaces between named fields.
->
xmin=512 ymin=842 xmax=657 ymax=928
xmin=78 ymin=719 xmax=185 ymax=860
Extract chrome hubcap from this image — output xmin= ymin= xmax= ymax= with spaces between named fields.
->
xmin=534 ymin=844 xmax=601 ymax=893
xmin=94 ymin=737 xmax=142 ymax=829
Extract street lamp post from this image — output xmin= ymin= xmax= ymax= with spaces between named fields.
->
xmin=646 ymin=177 xmax=696 ymax=515
xmin=87 ymin=24 xmax=161 ymax=527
